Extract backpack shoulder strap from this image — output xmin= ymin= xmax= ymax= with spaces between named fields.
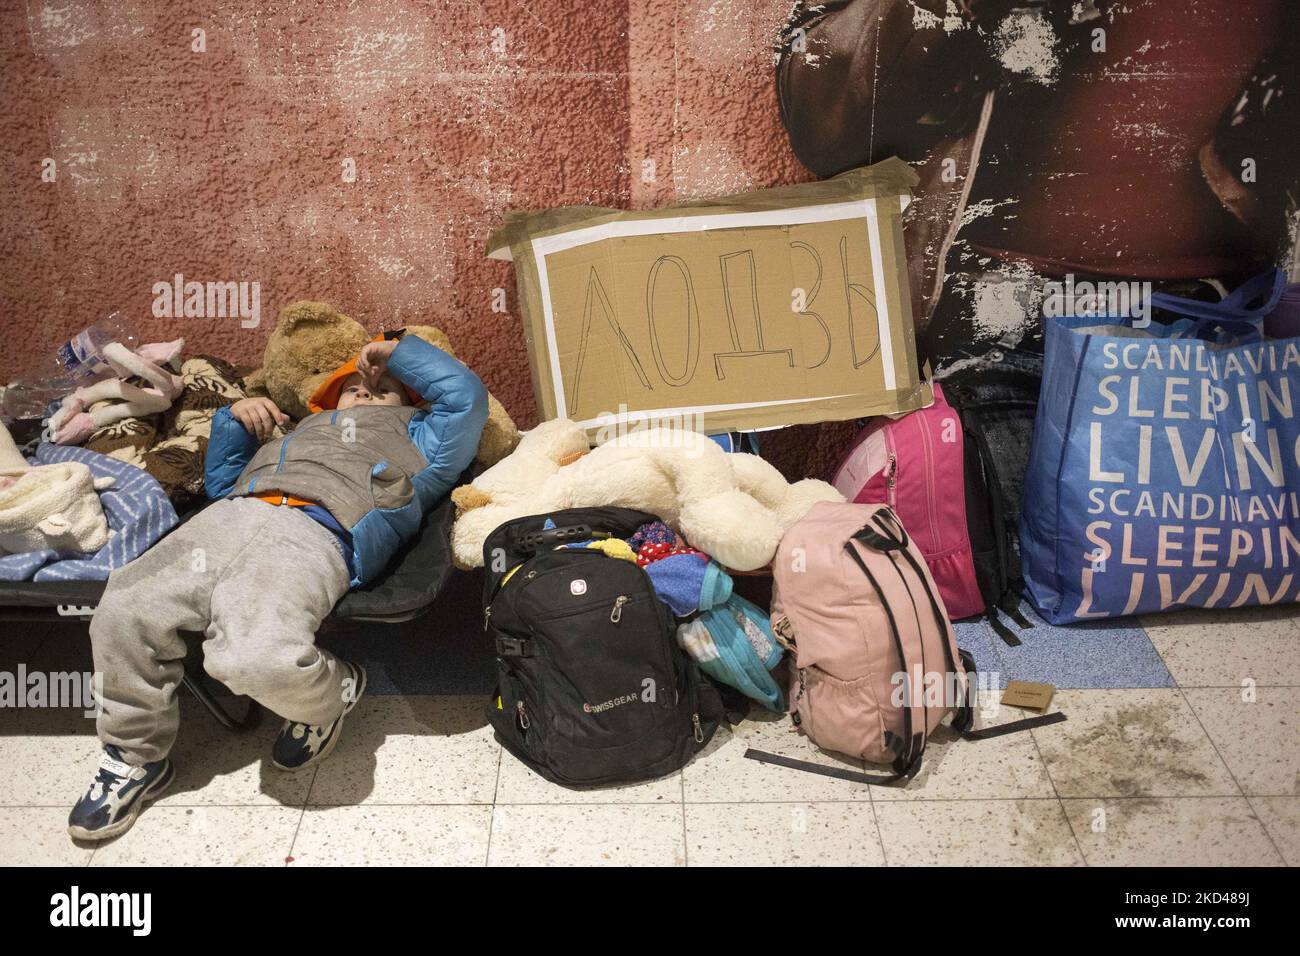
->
xmin=743 ymin=747 xmax=919 ymax=786
xmin=843 ymin=529 xmax=926 ymax=782
xmin=961 ymin=712 xmax=1067 ymax=740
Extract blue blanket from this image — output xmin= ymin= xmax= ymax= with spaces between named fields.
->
xmin=0 ymin=444 xmax=179 ymax=582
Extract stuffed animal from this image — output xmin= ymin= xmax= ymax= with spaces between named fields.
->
xmin=0 ymin=421 xmax=116 ymax=556
xmin=0 ymin=461 xmax=116 ymax=556
xmin=450 ymin=419 xmax=844 ymax=571
xmin=259 ymin=301 xmax=519 ymax=466
xmin=46 ymin=340 xmax=185 ymax=446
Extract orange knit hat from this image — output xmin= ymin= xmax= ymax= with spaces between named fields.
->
xmin=307 ymin=335 xmax=423 ymax=413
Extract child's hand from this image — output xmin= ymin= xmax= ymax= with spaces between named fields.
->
xmin=356 ymin=340 xmax=399 ymax=389
xmin=230 ymin=397 xmax=289 ymax=441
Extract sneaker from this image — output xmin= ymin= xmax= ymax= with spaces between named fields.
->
xmin=68 ymin=746 xmax=174 ymax=843
xmin=271 ymin=660 xmax=367 ymax=772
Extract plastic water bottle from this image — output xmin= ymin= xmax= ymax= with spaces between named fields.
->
xmin=53 ymin=312 xmax=138 ymax=381
xmin=1 ymin=313 xmax=137 ymax=420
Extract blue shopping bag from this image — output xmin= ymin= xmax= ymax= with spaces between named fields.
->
xmin=1021 ymin=269 xmax=1300 ymax=623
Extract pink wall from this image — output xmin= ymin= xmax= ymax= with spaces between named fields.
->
xmin=1 ymin=0 xmax=811 ymax=446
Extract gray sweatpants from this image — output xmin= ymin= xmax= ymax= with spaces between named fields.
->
xmin=91 ymin=496 xmax=352 ymax=765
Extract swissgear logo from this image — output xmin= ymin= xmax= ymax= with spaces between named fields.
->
xmin=583 ymin=678 xmax=657 ymax=713
xmin=583 ymin=694 xmax=637 ymax=714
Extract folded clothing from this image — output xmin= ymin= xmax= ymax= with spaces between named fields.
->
xmin=553 ymin=518 xmax=738 ymax=627
xmin=629 ymin=520 xmax=708 ymax=565
xmin=629 ymin=520 xmax=676 ymax=552
xmin=636 ymin=540 xmax=705 ymax=566
xmin=0 ymin=444 xmax=179 ymax=582
xmin=644 ymin=551 xmax=717 ymax=617
xmin=678 ymin=593 xmax=784 ymax=711
xmin=81 ymin=354 xmax=247 ymax=510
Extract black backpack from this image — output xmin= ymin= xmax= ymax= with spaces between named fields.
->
xmin=944 ymin=350 xmax=1044 ymax=645
xmin=481 ymin=507 xmax=723 ymax=787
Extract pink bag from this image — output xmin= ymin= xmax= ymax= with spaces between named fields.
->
xmin=769 ymin=502 xmax=973 ymax=780
xmin=830 ymin=384 xmax=984 ymax=620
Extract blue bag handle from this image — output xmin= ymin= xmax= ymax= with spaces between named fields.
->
xmin=1147 ymin=268 xmax=1284 ymax=343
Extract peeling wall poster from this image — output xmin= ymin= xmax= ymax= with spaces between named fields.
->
xmin=776 ymin=0 xmax=1300 ymax=371
xmin=488 ymin=158 xmax=931 ymax=434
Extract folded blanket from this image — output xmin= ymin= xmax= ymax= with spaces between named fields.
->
xmin=82 ymin=355 xmax=247 ymax=510
xmin=0 ymin=444 xmax=179 ymax=582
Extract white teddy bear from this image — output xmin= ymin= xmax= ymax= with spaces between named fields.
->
xmin=450 ymin=419 xmax=843 ymax=571
xmin=0 ymin=420 xmax=115 ymax=556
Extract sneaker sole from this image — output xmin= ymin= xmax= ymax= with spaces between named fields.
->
xmin=271 ymin=663 xmax=367 ymax=773
xmin=67 ymin=761 xmax=176 ymax=844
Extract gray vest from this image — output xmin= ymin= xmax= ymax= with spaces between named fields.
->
xmin=231 ymin=405 xmax=427 ymax=529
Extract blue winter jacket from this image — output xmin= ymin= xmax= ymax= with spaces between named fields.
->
xmin=203 ymin=335 xmax=488 ymax=587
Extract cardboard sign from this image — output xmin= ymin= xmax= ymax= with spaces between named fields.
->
xmin=488 ymin=159 xmax=931 ymax=435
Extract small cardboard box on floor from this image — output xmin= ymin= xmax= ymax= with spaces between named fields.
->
xmin=488 ymin=157 xmax=932 ymax=436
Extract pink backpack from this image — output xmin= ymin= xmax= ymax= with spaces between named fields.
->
xmin=768 ymin=502 xmax=974 ymax=781
xmin=830 ymin=384 xmax=985 ymax=620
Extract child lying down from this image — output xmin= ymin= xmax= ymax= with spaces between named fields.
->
xmin=69 ymin=333 xmax=488 ymax=841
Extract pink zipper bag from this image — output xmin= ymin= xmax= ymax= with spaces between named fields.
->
xmin=830 ymin=384 xmax=985 ymax=620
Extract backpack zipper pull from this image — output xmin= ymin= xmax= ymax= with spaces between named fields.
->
xmin=692 ymin=713 xmax=704 ymax=743
xmin=516 ymin=700 xmax=530 ymax=730
xmin=887 ymin=453 xmax=897 ymax=489
xmin=610 ymin=595 xmax=628 ymax=623
xmin=482 ymin=606 xmax=492 ymax=632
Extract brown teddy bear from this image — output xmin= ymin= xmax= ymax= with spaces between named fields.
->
xmin=256 ymin=300 xmax=519 ymax=466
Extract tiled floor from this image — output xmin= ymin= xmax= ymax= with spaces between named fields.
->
xmin=0 ymin=604 xmax=1296 ymax=866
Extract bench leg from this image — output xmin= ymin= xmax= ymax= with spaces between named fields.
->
xmin=181 ymin=659 xmax=261 ymax=733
